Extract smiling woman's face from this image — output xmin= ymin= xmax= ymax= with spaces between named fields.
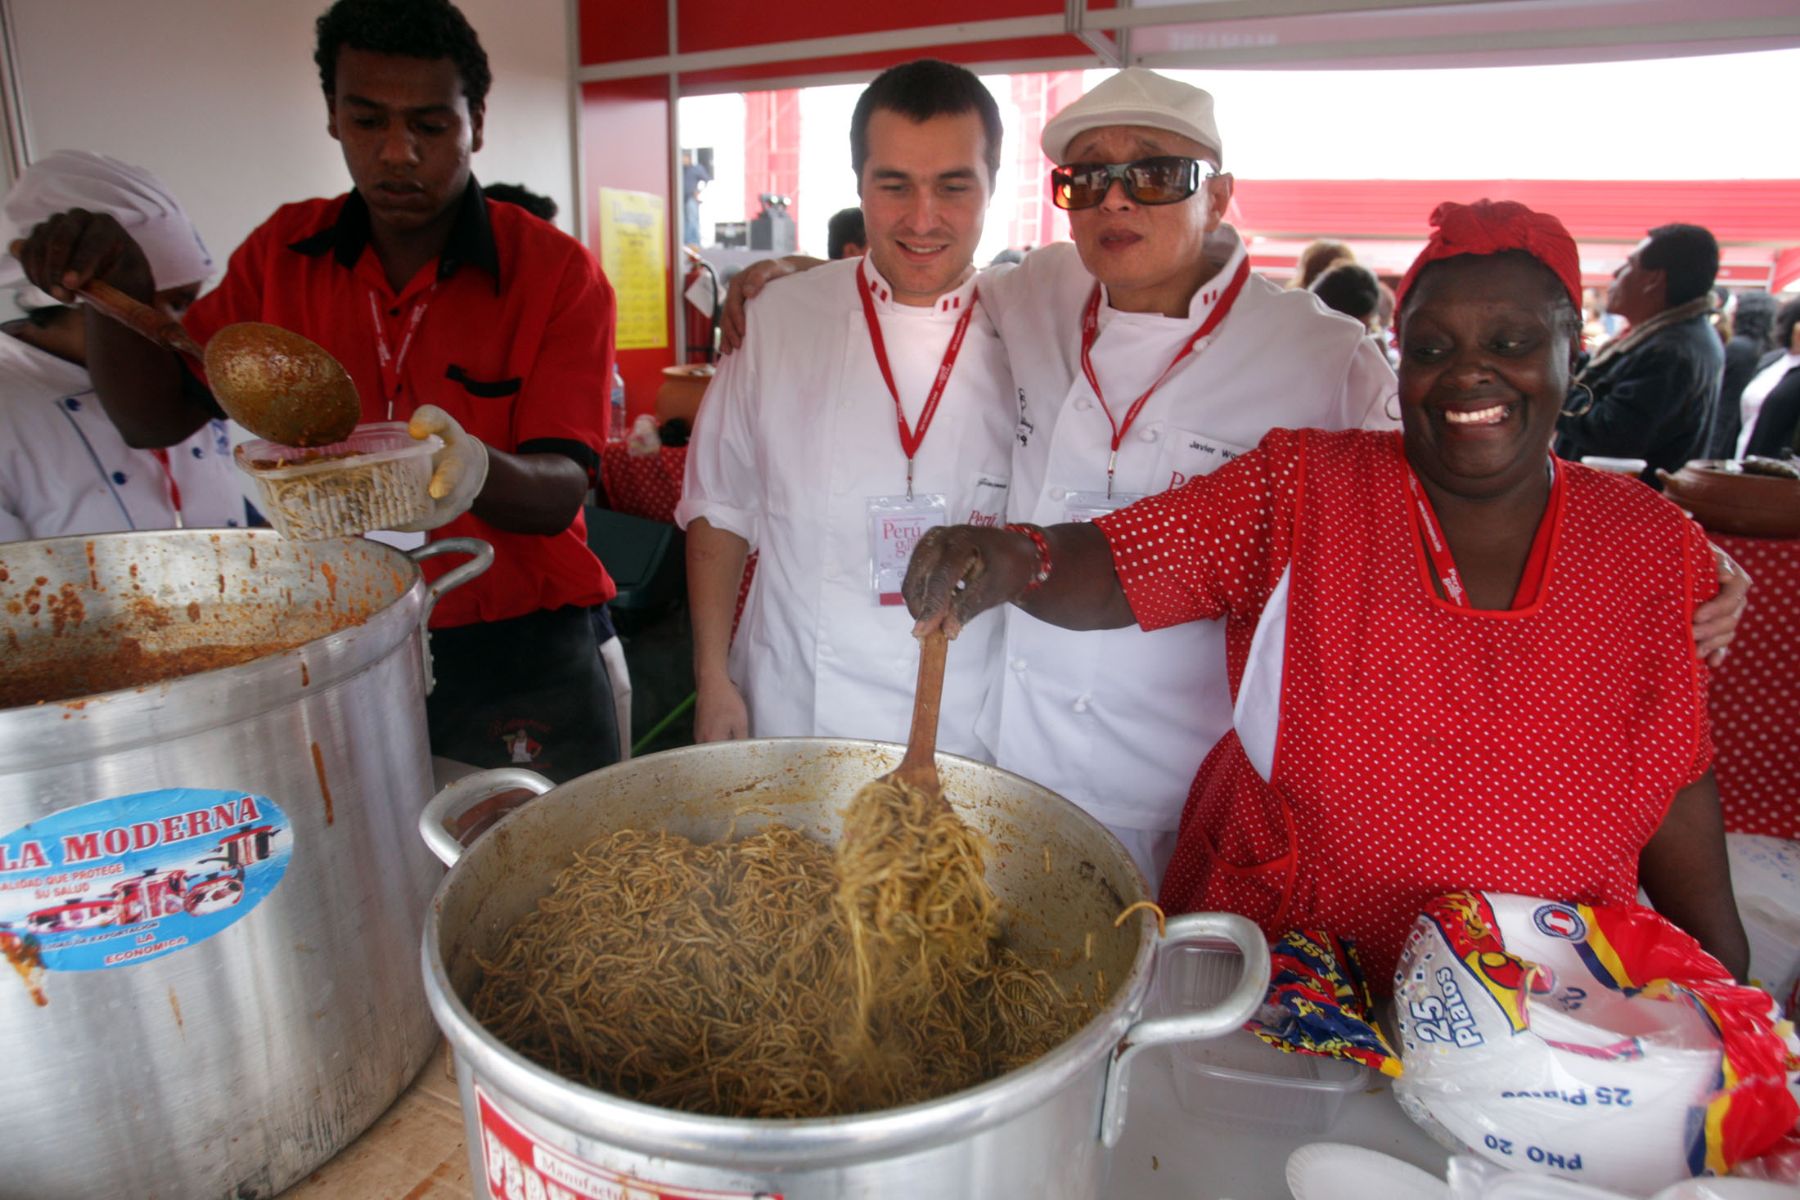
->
xmin=1397 ymin=252 xmax=1578 ymax=502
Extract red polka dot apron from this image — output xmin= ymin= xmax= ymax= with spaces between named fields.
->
xmin=1158 ymin=434 xmax=1715 ymax=985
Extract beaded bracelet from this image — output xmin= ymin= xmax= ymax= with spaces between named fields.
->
xmin=1004 ymin=522 xmax=1053 ymax=592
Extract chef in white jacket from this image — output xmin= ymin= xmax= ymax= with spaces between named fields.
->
xmin=975 ymin=69 xmax=1395 ymax=878
xmin=0 ymin=151 xmax=245 ymax=542
xmin=676 ymin=60 xmax=1014 ymax=757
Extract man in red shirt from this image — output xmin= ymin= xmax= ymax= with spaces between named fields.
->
xmin=15 ymin=0 xmax=620 ymax=780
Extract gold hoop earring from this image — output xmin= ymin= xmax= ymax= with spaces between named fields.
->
xmin=1384 ymin=393 xmax=1401 ymax=422
xmin=1563 ymin=382 xmax=1596 ymax=418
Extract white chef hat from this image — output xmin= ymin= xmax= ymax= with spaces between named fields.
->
xmin=0 ymin=149 xmax=212 ymax=309
xmin=1040 ymin=67 xmax=1223 ymax=166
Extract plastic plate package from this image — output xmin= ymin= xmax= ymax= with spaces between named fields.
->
xmin=1392 ymin=893 xmax=1800 ymax=1197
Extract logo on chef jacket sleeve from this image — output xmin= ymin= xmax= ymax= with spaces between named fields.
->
xmin=0 ymin=788 xmax=293 ymax=980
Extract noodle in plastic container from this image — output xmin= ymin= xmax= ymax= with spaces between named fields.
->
xmin=235 ymin=422 xmax=439 ymax=540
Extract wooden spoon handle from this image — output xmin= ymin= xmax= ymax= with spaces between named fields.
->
xmin=897 ymin=629 xmax=949 ymax=777
xmin=76 ymin=279 xmax=207 ymax=361
xmin=5 ymin=239 xmax=206 ymax=361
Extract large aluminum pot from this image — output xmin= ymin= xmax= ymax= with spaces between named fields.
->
xmin=0 ymin=528 xmax=490 ymax=1199
xmin=420 ymin=740 xmax=1269 ymax=1200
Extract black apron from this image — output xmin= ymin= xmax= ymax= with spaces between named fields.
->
xmin=426 ymin=605 xmax=619 ymax=783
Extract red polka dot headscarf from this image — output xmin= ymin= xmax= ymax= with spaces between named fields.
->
xmin=1393 ymin=199 xmax=1583 ymax=333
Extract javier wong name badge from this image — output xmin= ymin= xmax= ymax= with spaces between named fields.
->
xmin=867 ymin=494 xmax=946 ymax=606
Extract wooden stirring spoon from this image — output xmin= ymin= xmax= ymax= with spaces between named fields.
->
xmin=883 ymin=628 xmax=952 ymax=806
xmin=21 ymin=255 xmax=360 ymax=447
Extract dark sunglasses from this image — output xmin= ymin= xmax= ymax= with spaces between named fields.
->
xmin=1050 ymin=156 xmax=1212 ymax=211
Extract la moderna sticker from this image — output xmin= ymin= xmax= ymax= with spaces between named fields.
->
xmin=0 ymin=788 xmax=292 ymax=971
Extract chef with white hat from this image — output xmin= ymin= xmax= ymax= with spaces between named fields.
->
xmin=972 ymin=67 xmax=1396 ymax=882
xmin=0 ymin=150 xmax=245 ymax=541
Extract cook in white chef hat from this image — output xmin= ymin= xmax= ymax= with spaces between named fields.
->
xmin=0 ymin=149 xmax=212 ymax=311
xmin=1039 ymin=66 xmax=1224 ymax=166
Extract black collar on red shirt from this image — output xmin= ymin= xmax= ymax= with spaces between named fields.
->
xmin=286 ymin=179 xmax=501 ymax=289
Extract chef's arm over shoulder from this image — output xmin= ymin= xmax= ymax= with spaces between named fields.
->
xmin=1693 ymin=543 xmax=1749 ymax=667
xmin=1637 ymin=770 xmax=1750 ymax=982
xmin=686 ymin=519 xmax=751 ymax=742
xmin=719 ymin=255 xmax=824 ymax=354
xmin=1345 ymin=334 xmax=1400 ymax=431
xmin=13 ymin=209 xmax=206 ymax=447
xmin=903 ymin=522 xmax=1134 ymax=640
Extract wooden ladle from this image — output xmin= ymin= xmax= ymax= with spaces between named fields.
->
xmin=883 ymin=628 xmax=951 ymax=803
xmin=41 ymin=268 xmax=360 ymax=447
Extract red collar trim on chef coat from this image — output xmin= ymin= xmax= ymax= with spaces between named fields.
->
xmin=859 ymin=258 xmax=979 ymax=317
xmin=1096 ymin=229 xmax=1248 ymax=326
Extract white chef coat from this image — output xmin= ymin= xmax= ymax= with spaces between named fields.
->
xmin=978 ymin=231 xmax=1397 ymax=832
xmin=0 ymin=333 xmax=246 ymax=542
xmin=676 ymin=258 xmax=1013 ymax=758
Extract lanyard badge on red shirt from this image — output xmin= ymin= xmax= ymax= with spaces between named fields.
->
xmin=856 ymin=260 xmax=978 ymax=500
xmin=1078 ymin=255 xmax=1251 ymax=498
xmin=1403 ymin=458 xmax=1559 ymax=610
xmin=366 ymin=284 xmax=435 ymax=421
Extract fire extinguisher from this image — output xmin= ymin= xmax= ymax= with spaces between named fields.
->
xmin=682 ymin=245 xmax=719 ymax=364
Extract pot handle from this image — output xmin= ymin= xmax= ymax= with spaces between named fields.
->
xmin=405 ymin=537 xmax=493 ymax=693
xmin=1097 ymin=911 xmax=1269 ymax=1148
xmin=419 ymin=767 xmax=554 ymax=867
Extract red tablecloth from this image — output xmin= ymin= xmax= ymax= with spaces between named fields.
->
xmin=600 ymin=442 xmax=686 ymax=524
xmin=597 ymin=440 xmax=753 ymax=631
xmin=1708 ymin=532 xmax=1800 ymax=839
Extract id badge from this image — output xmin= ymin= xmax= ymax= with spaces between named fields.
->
xmin=867 ymin=494 xmax=947 ymax=605
xmin=1063 ymin=490 xmax=1145 ymax=524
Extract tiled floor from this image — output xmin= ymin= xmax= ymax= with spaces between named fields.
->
xmin=278 ymin=1043 xmax=470 ymax=1200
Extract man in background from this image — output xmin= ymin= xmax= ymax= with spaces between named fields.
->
xmin=1309 ymin=261 xmax=1382 ymax=332
xmin=483 ymin=181 xmax=557 ymax=223
xmin=827 ymin=206 xmax=866 ymax=259
xmin=682 ymin=148 xmax=711 ymax=246
xmin=1557 ymin=224 xmax=1724 ymax=484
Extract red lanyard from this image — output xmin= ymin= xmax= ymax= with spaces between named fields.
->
xmin=366 ymin=284 xmax=435 ymax=420
xmin=1404 ymin=458 xmax=1559 ymax=610
xmin=857 ymin=262 xmax=978 ymax=499
xmin=148 ymin=448 xmax=183 ymax=529
xmin=1079 ymin=256 xmax=1251 ymax=497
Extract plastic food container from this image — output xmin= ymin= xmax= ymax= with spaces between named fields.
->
xmin=1157 ymin=942 xmax=1367 ymax=1134
xmin=236 ymin=422 xmax=440 ymax=541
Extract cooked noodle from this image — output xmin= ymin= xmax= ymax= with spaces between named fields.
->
xmin=470 ymin=778 xmax=1092 ymax=1118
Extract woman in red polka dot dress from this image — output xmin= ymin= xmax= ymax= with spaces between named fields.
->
xmin=905 ymin=201 xmax=1749 ymax=989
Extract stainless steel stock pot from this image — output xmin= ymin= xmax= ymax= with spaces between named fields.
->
xmin=420 ymin=738 xmax=1268 ymax=1200
xmin=0 ymin=529 xmax=490 ymax=1198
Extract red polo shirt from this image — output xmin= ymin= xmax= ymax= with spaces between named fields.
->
xmin=184 ymin=183 xmax=616 ymax=628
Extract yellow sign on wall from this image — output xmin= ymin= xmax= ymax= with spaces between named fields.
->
xmin=598 ymin=187 xmax=668 ymax=350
